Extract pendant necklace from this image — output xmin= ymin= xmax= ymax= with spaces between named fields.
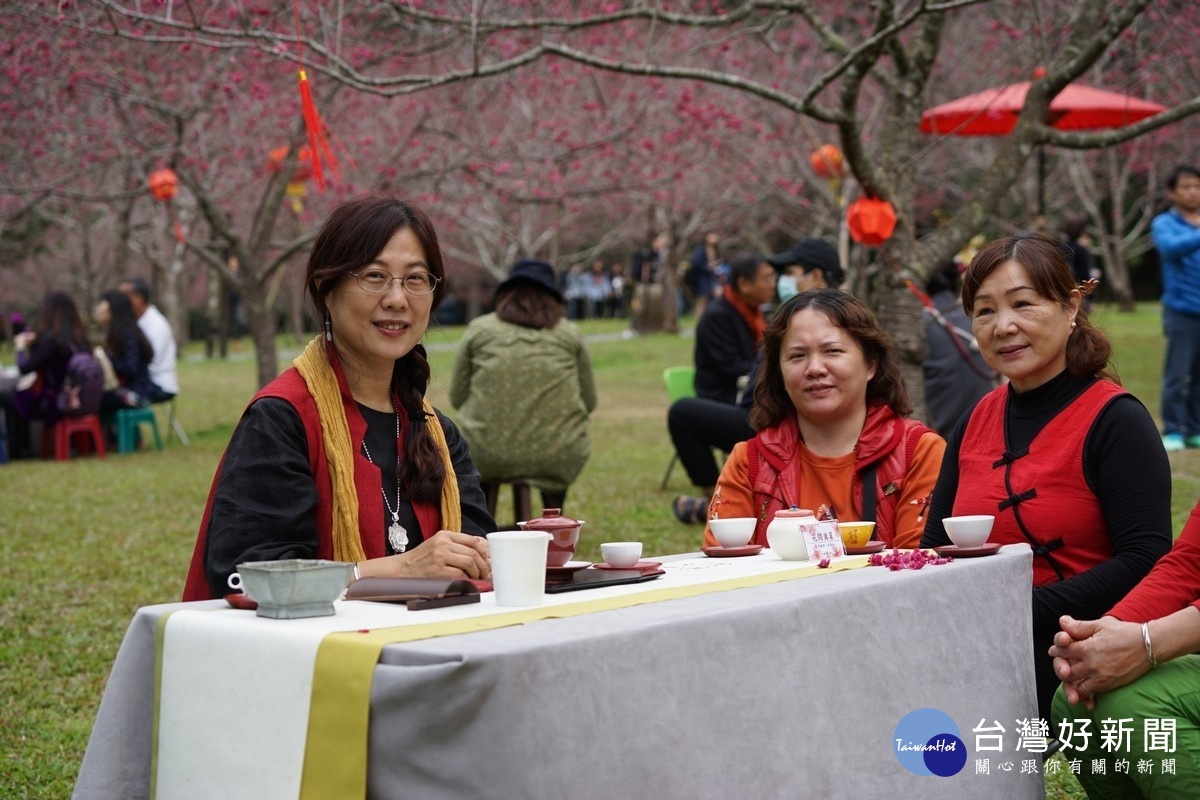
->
xmin=361 ymin=400 xmax=408 ymax=553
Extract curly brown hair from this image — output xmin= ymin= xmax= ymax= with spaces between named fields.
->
xmin=961 ymin=232 xmax=1116 ymax=384
xmin=749 ymin=288 xmax=911 ymax=431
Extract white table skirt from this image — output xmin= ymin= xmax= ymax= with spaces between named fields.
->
xmin=74 ymin=546 xmax=1040 ymax=799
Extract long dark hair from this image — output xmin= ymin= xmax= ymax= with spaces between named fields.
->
xmin=99 ymin=289 xmax=153 ymax=363
xmin=961 ymin=232 xmax=1116 ymax=384
xmin=35 ymin=291 xmax=90 ymax=354
xmin=304 ymin=195 xmax=448 ymax=503
xmin=750 ymin=288 xmax=911 ymax=430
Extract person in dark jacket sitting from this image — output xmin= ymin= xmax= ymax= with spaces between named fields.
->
xmin=94 ymin=289 xmax=156 ymax=414
xmin=692 ymin=251 xmax=776 ymax=405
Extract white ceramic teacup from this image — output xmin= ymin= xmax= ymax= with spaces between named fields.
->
xmin=488 ymin=530 xmax=552 ymax=606
xmin=600 ymin=541 xmax=643 ymax=568
xmin=942 ymin=515 xmax=994 ymax=548
xmin=227 ymin=572 xmax=248 ymax=596
xmin=709 ymin=517 xmax=756 ymax=548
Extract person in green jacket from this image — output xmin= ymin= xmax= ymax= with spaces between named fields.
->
xmin=450 ymin=259 xmax=597 ymax=513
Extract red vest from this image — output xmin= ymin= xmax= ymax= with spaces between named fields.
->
xmin=747 ymin=403 xmax=931 ymax=546
xmin=953 ymin=380 xmax=1125 ymax=586
xmin=182 ymin=356 xmax=441 ymax=601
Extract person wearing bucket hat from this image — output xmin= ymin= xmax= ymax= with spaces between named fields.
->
xmin=493 ymin=258 xmax=565 ymax=304
xmin=451 ymin=258 xmax=596 ymax=516
xmin=767 ymin=238 xmax=843 ymax=300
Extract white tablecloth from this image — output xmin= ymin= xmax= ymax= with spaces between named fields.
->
xmin=74 ymin=546 xmax=1040 ymax=799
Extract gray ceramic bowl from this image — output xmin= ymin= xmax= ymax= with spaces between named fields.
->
xmin=234 ymin=559 xmax=354 ymax=619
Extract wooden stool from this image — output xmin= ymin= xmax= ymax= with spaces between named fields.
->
xmin=43 ymin=414 xmax=107 ymax=461
xmin=115 ymin=407 xmax=163 ymax=454
xmin=485 ymin=481 xmax=533 ymax=527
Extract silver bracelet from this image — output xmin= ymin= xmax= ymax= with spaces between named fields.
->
xmin=353 ymin=562 xmax=361 ymax=582
xmin=1141 ymin=622 xmax=1158 ymax=669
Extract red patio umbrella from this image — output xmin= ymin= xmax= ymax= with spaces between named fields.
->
xmin=920 ymin=70 xmax=1166 ymax=214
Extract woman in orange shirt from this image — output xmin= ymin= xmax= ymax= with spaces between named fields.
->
xmin=704 ymin=289 xmax=945 ymax=549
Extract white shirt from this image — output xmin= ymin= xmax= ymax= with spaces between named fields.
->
xmin=139 ymin=304 xmax=179 ymax=395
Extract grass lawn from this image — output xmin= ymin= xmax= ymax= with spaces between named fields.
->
xmin=1 ymin=302 xmax=1194 ymax=798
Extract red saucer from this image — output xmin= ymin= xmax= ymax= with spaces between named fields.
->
xmin=592 ymin=560 xmax=663 ymax=571
xmin=224 ymin=593 xmax=258 ymax=610
xmin=546 ymin=561 xmax=593 ymax=579
xmin=701 ymin=544 xmax=765 ymax=558
xmin=845 ymin=541 xmax=888 ymax=555
xmin=934 ymin=543 xmax=1002 ymax=558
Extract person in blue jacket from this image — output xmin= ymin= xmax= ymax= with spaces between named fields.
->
xmin=1151 ymin=164 xmax=1200 ymax=452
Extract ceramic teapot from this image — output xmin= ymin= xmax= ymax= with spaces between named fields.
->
xmin=765 ymin=507 xmax=817 ymax=561
xmin=517 ymin=508 xmax=585 ymax=567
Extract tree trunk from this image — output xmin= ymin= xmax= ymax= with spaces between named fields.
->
xmin=661 ymin=258 xmax=679 ymax=334
xmin=240 ymin=280 xmax=279 ymax=387
xmin=873 ymin=268 xmax=929 ymax=426
xmin=289 ymin=269 xmax=306 ymax=344
xmin=164 ymin=238 xmax=187 ymax=346
xmin=1096 ymin=232 xmax=1137 ymax=312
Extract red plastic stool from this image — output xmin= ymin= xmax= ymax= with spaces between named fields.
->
xmin=42 ymin=414 xmax=107 ymax=461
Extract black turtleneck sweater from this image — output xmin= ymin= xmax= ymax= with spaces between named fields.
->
xmin=921 ymin=371 xmax=1173 ymax=718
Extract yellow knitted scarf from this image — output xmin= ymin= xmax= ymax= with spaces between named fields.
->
xmin=293 ymin=335 xmax=462 ymax=563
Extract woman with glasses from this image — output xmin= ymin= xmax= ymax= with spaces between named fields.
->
xmin=184 ymin=195 xmax=496 ymax=600
xmin=449 ymin=259 xmax=597 ymax=515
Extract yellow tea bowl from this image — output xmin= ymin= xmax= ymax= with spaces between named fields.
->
xmin=838 ymin=521 xmax=876 ymax=548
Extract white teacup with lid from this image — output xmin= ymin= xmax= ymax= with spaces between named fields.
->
xmin=766 ymin=507 xmax=816 ymax=561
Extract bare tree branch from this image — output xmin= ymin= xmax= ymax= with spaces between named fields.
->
xmin=1042 ymin=97 xmax=1200 ymax=147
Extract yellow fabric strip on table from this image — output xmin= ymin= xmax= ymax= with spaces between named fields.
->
xmin=301 ymin=556 xmax=867 ymax=800
xmin=150 ymin=552 xmax=868 ymax=800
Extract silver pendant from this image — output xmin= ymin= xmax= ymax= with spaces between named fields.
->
xmin=389 ymin=520 xmax=409 ymax=553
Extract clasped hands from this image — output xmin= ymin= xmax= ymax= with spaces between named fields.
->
xmin=1049 ymin=615 xmax=1150 ymax=709
xmin=356 ymin=530 xmax=491 ymax=583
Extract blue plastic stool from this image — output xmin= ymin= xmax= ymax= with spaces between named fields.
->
xmin=115 ymin=407 xmax=163 ymax=454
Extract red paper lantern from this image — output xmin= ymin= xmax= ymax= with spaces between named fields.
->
xmin=267 ymin=146 xmax=314 ymax=183
xmin=810 ymin=144 xmax=845 ymax=180
xmin=147 ymin=168 xmax=178 ymax=202
xmin=847 ymin=197 xmax=897 ymax=246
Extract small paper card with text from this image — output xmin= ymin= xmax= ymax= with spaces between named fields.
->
xmin=803 ymin=520 xmax=845 ymax=560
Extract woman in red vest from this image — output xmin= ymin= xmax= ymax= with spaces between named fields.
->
xmin=184 ymin=196 xmax=495 ymax=601
xmin=921 ymin=232 xmax=1172 ymax=720
xmin=704 ymin=289 xmax=946 ymax=550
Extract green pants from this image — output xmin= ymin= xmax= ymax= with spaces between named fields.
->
xmin=1052 ymin=654 xmax=1200 ymax=798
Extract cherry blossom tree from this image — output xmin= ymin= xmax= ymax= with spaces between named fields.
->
xmin=2 ymin=4 xmax=365 ymax=385
xmin=64 ymin=0 xmax=1199 ymax=408
xmin=6 ymin=1 xmax=1200 ymax=403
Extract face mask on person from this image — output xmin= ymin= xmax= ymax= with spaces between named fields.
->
xmin=776 ymin=275 xmax=799 ymax=303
